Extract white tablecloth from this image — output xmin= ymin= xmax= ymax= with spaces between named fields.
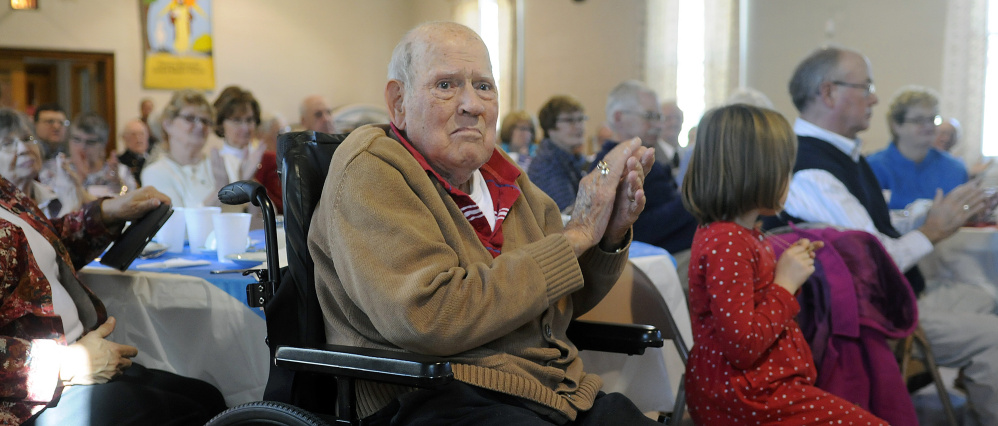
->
xmin=577 ymin=245 xmax=692 ymax=414
xmin=918 ymin=226 xmax=998 ymax=300
xmin=80 ymin=267 xmax=270 ymax=407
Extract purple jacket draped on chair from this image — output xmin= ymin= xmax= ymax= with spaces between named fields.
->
xmin=771 ymin=226 xmax=918 ymax=426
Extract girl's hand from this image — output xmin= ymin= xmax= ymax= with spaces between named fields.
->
xmin=773 ymin=238 xmax=822 ymax=294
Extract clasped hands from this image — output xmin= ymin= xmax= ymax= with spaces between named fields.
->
xmin=563 ymin=138 xmax=655 ymax=257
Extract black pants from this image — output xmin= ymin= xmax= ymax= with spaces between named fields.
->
xmin=26 ymin=363 xmax=226 ymax=426
xmin=362 ymin=382 xmax=661 ymax=426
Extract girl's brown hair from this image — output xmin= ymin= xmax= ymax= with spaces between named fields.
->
xmin=681 ymin=104 xmax=796 ymax=224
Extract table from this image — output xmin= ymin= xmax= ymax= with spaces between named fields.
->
xmin=918 ymin=226 xmax=998 ymax=300
xmin=80 ymin=230 xmax=275 ymax=407
xmin=577 ymin=241 xmax=692 ymax=415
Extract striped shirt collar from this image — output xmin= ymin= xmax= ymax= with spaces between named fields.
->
xmin=390 ymin=123 xmax=522 ymax=257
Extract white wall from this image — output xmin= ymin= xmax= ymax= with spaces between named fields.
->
xmin=522 ymin=0 xmax=647 ymax=149
xmin=743 ymin=0 xmax=947 ymax=153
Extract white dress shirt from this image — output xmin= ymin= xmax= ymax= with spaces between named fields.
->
xmin=141 ymin=156 xmax=217 ymax=208
xmin=784 ymin=118 xmax=933 ymax=272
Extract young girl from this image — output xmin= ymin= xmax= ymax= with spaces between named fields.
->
xmin=680 ymin=104 xmax=886 ymax=425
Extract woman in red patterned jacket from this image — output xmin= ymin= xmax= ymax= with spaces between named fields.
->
xmin=0 ymin=108 xmax=225 ymax=425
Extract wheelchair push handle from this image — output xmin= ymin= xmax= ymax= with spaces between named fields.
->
xmin=218 ymin=181 xmax=281 ymax=307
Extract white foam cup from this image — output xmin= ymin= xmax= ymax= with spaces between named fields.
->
xmin=213 ymin=212 xmax=252 ymax=263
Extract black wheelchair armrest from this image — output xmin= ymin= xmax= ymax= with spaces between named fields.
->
xmin=568 ymin=320 xmax=664 ymax=355
xmin=275 ymin=344 xmax=454 ymax=389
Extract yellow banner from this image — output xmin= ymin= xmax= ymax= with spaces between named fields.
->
xmin=140 ymin=0 xmax=214 ymax=90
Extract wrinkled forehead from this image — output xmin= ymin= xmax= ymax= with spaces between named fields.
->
xmin=411 ymin=31 xmax=494 ymax=80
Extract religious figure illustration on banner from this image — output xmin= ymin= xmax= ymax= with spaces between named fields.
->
xmin=140 ymin=0 xmax=215 ymax=90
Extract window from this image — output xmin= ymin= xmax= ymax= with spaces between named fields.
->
xmin=982 ymin=1 xmax=998 ymax=156
xmin=675 ymin=0 xmax=705 ymax=147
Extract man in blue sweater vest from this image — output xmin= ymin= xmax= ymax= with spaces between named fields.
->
xmin=776 ymin=46 xmax=998 ymax=425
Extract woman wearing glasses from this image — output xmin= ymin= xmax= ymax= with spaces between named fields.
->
xmin=867 ymin=87 xmax=969 ymax=210
xmin=212 ymin=86 xmax=267 ymax=192
xmin=141 ymin=89 xmax=230 ymax=208
xmin=527 ymin=95 xmax=590 ymax=210
xmin=0 ymin=107 xmax=227 ymax=424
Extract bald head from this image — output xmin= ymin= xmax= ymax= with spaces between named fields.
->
xmin=388 ymin=21 xmax=490 ymax=96
xmin=790 ymin=47 xmax=879 ymax=139
xmin=300 ymin=95 xmax=334 ymax=133
xmin=122 ymin=119 xmax=150 ymax=154
xmin=933 ymin=118 xmax=962 ymax=152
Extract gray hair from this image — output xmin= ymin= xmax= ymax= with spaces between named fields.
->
xmin=725 ymin=87 xmax=774 ymax=109
xmin=0 ymin=108 xmax=34 ymax=139
xmin=71 ymin=112 xmax=110 ymax=144
xmin=257 ymin=112 xmax=286 ymax=135
xmin=788 ymin=47 xmax=845 ymax=112
xmin=605 ymin=80 xmax=658 ymax=125
xmin=387 ymin=21 xmax=486 ymax=95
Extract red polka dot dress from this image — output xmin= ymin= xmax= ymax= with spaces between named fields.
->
xmin=685 ymin=222 xmax=886 ymax=425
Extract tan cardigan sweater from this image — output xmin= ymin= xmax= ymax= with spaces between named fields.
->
xmin=309 ymin=125 xmax=629 ymax=421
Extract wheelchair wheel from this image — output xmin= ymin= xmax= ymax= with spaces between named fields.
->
xmin=205 ymin=401 xmax=331 ymax=426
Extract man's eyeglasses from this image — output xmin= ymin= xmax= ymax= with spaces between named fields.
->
xmin=622 ymin=110 xmax=663 ymax=122
xmin=901 ymin=115 xmax=942 ymax=126
xmin=178 ymin=114 xmax=212 ymax=127
xmin=556 ymin=115 xmax=588 ymax=125
xmin=0 ymin=135 xmax=37 ymax=153
xmin=39 ymin=119 xmax=70 ymax=127
xmin=832 ymin=80 xmax=876 ymax=96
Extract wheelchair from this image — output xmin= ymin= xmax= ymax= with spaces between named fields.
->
xmin=206 ymin=131 xmax=675 ymax=425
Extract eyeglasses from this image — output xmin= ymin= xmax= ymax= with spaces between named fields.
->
xmin=225 ymin=117 xmax=256 ymax=126
xmin=556 ymin=115 xmax=588 ymax=125
xmin=622 ymin=110 xmax=663 ymax=122
xmin=70 ymin=134 xmax=104 ymax=145
xmin=0 ymin=135 xmax=36 ymax=153
xmin=832 ymin=80 xmax=876 ymax=96
xmin=901 ymin=115 xmax=942 ymax=126
xmin=39 ymin=118 xmax=70 ymax=127
xmin=177 ymin=114 xmax=212 ymax=127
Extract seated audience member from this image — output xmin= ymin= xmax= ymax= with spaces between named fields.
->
xmin=656 ymin=100 xmax=684 ymax=174
xmin=212 ymin=86 xmax=266 ymax=188
xmin=42 ymin=113 xmax=137 ymax=198
xmin=528 ymin=95 xmax=590 ymax=210
xmin=299 ymin=94 xmax=335 ymax=133
xmin=867 ymin=87 xmax=968 ymax=210
xmin=724 ymin=87 xmax=775 ymax=109
xmin=934 ymin=116 xmax=993 ymax=179
xmin=33 ymin=104 xmax=69 ymax=161
xmin=0 ymin=109 xmax=88 ymax=218
xmin=139 ymin=97 xmax=161 ymax=151
xmin=593 ymin=81 xmax=697 ymax=256
xmin=331 ymin=104 xmax=391 ymax=134
xmin=141 ymin=90 xmax=228 ymax=208
xmin=255 ymin=113 xmax=288 ymax=214
xmin=0 ymin=173 xmax=226 ymax=424
xmin=682 ymin=103 xmax=883 ymax=425
xmin=310 ymin=21 xmax=662 ymax=425
xmin=499 ymin=110 xmax=537 ymax=170
xmin=117 ymin=119 xmax=151 ymax=187
xmin=774 ymin=46 xmax=998 ymax=425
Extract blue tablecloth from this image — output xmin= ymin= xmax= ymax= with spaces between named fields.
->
xmin=88 ymin=230 xmax=268 ymax=318
xmin=630 ymin=240 xmax=677 ymax=266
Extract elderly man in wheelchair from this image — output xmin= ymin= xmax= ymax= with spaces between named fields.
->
xmin=310 ymin=21 xmax=667 ymax=425
xmin=210 ymin=21 xmax=675 ymax=426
